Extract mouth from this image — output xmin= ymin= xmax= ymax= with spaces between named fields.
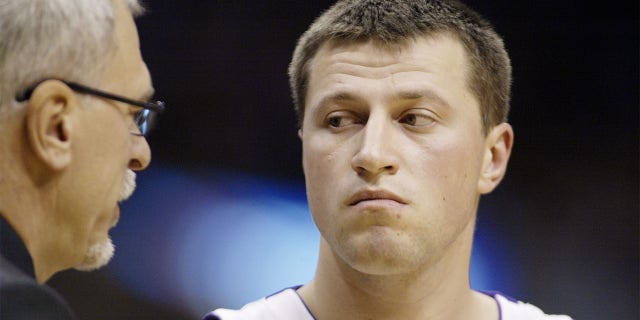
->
xmin=347 ymin=189 xmax=408 ymax=207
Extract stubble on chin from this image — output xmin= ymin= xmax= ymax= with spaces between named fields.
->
xmin=74 ymin=238 xmax=115 ymax=271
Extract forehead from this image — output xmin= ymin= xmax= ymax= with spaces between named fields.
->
xmin=99 ymin=0 xmax=151 ymax=97
xmin=305 ymin=33 xmax=474 ymax=108
xmin=312 ymin=32 xmax=467 ymax=73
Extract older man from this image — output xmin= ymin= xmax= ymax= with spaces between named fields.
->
xmin=204 ymin=1 xmax=571 ymax=319
xmin=0 ymin=0 xmax=164 ymax=318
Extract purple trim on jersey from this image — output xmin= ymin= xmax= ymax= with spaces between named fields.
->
xmin=201 ymin=312 xmax=220 ymax=320
xmin=478 ymin=290 xmax=518 ymax=302
xmin=265 ymin=285 xmax=302 ymax=299
xmin=278 ymin=285 xmax=317 ymax=320
xmin=477 ymin=290 xmax=520 ymax=320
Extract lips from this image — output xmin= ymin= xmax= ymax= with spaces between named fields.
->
xmin=347 ymin=189 xmax=408 ymax=206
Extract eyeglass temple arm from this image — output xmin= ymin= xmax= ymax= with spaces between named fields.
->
xmin=64 ymin=82 xmax=165 ymax=112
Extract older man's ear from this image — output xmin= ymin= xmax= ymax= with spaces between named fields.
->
xmin=26 ymin=80 xmax=78 ymax=172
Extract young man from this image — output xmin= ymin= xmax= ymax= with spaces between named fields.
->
xmin=204 ymin=0 xmax=571 ymax=319
xmin=0 ymin=0 xmax=164 ymax=318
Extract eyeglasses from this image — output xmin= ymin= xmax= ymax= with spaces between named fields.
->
xmin=15 ymin=79 xmax=166 ymax=136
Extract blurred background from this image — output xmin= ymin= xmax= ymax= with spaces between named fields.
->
xmin=48 ymin=1 xmax=638 ymax=319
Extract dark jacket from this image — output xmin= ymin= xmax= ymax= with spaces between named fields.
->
xmin=0 ymin=215 xmax=76 ymax=320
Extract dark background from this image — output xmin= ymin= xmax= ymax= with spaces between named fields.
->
xmin=49 ymin=1 xmax=638 ymax=319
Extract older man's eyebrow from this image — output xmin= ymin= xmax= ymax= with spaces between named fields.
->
xmin=140 ymin=87 xmax=155 ymax=102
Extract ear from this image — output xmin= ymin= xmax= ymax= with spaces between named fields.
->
xmin=26 ymin=80 xmax=77 ymax=171
xmin=477 ymin=122 xmax=514 ymax=194
xmin=298 ymin=128 xmax=303 ymax=140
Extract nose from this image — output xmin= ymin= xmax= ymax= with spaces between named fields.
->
xmin=128 ymin=136 xmax=151 ymax=171
xmin=351 ymin=114 xmax=398 ymax=177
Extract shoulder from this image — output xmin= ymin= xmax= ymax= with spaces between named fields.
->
xmin=485 ymin=291 xmax=573 ymax=320
xmin=0 ymin=256 xmax=76 ymax=320
xmin=202 ymin=287 xmax=314 ymax=320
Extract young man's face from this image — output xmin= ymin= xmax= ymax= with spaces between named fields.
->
xmin=300 ymin=34 xmax=501 ymax=275
xmin=57 ymin=0 xmax=153 ymax=271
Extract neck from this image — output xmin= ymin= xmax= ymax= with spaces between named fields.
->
xmin=299 ymin=218 xmax=498 ymax=320
xmin=0 ymin=180 xmax=60 ymax=283
xmin=0 ymin=138 xmax=75 ymax=283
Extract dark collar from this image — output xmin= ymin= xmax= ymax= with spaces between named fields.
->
xmin=0 ymin=213 xmax=36 ymax=278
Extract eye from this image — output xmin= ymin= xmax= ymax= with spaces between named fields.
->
xmin=399 ymin=110 xmax=435 ymax=127
xmin=132 ymin=109 xmax=147 ymax=124
xmin=326 ymin=111 xmax=362 ymax=128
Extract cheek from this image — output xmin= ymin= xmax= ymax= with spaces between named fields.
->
xmin=302 ymin=133 xmax=343 ymax=184
xmin=412 ymin=139 xmax=483 ymax=208
xmin=87 ymin=146 xmax=130 ymax=219
xmin=302 ymin=137 xmax=347 ymax=228
xmin=303 ymin=142 xmax=331 ymax=204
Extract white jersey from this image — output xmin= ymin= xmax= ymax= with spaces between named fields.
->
xmin=203 ymin=288 xmax=572 ymax=320
xmin=204 ymin=288 xmax=314 ymax=320
xmin=486 ymin=291 xmax=573 ymax=320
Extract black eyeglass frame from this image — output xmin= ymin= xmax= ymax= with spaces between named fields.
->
xmin=15 ymin=79 xmax=165 ymax=136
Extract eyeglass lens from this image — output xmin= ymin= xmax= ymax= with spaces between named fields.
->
xmin=134 ymin=109 xmax=151 ymax=136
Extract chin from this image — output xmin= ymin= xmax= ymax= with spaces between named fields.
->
xmin=338 ymin=235 xmax=420 ymax=275
xmin=347 ymin=255 xmax=417 ymax=276
xmin=74 ymin=238 xmax=115 ymax=272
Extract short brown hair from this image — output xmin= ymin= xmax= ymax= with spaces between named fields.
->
xmin=288 ymin=0 xmax=511 ymax=134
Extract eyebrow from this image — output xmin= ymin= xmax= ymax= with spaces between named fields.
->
xmin=395 ymin=89 xmax=451 ymax=109
xmin=313 ymin=88 xmax=451 ymax=111
xmin=141 ymin=87 xmax=155 ymax=102
xmin=312 ymin=91 xmax=369 ymax=113
xmin=316 ymin=91 xmax=359 ymax=106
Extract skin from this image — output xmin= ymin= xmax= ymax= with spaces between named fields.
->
xmin=60 ymin=0 xmax=153 ymax=273
xmin=0 ymin=0 xmax=152 ymax=282
xmin=297 ymin=33 xmax=513 ymax=319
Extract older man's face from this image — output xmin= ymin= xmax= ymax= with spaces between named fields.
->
xmin=57 ymin=0 xmax=153 ymax=271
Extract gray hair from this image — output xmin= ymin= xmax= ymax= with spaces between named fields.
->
xmin=0 ymin=0 xmax=145 ymax=110
xmin=288 ymin=0 xmax=512 ymax=134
